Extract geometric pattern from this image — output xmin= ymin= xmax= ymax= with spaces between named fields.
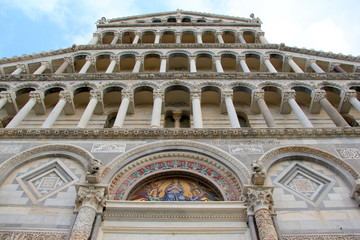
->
xmin=274 ymin=162 xmax=335 ymax=206
xmin=16 ymin=160 xmax=79 ymax=204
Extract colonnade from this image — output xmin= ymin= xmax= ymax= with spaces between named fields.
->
xmin=2 ymin=86 xmax=359 ymax=129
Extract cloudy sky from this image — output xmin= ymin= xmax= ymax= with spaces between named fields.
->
xmin=0 ymin=0 xmax=359 ymax=58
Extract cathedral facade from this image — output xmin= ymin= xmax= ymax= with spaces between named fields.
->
xmin=0 ymin=10 xmax=359 ymax=240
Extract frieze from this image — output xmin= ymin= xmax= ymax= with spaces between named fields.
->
xmin=281 ymin=233 xmax=360 ymax=240
xmin=211 ymin=139 xmax=281 ymax=146
xmin=229 ymin=145 xmax=264 ymax=154
xmin=91 ymin=143 xmax=126 ymax=153
xmin=0 ymin=230 xmax=68 ymax=239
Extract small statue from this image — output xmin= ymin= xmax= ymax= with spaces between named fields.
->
xmin=86 ymin=158 xmax=102 ymax=183
xmin=251 ymin=161 xmax=266 ymax=185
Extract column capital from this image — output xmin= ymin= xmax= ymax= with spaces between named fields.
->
xmin=59 ymin=90 xmax=73 ymax=103
xmin=93 ymin=32 xmax=101 ymax=38
xmin=135 ymin=31 xmax=142 ymax=36
xmin=75 ymin=186 xmax=107 ymax=212
xmin=253 ymin=90 xmax=265 ymax=101
xmin=113 ymin=32 xmax=121 ymax=37
xmin=29 ymin=91 xmax=44 ymax=103
xmin=191 ymin=92 xmax=201 ymax=99
xmin=282 ymin=90 xmax=296 ymax=103
xmin=261 ymin=55 xmax=270 ymax=62
xmin=110 ymin=55 xmax=119 ymax=62
xmin=256 ymin=31 xmax=265 ymax=37
xmin=122 ymin=91 xmax=133 ymax=100
xmin=135 ymin=55 xmax=143 ymax=61
xmin=64 ymin=57 xmax=73 ymax=65
xmin=15 ymin=64 xmax=26 ymax=72
xmin=195 ymin=31 xmax=202 ymax=36
xmin=215 ymin=30 xmax=222 ymax=35
xmin=85 ymin=55 xmax=95 ymax=65
xmin=284 ymin=55 xmax=294 ymax=64
xmin=153 ymin=91 xmax=164 ymax=100
xmin=330 ymin=62 xmax=341 ymax=71
xmin=238 ymin=54 xmax=246 ymax=61
xmin=90 ymin=89 xmax=102 ymax=102
xmin=189 ymin=55 xmax=197 ymax=61
xmin=306 ymin=59 xmax=317 ymax=67
xmin=242 ymin=185 xmax=274 ymax=214
xmin=213 ymin=55 xmax=222 ymax=61
xmin=237 ymin=31 xmax=244 ymax=36
xmin=0 ymin=91 xmax=15 ymax=103
xmin=312 ymin=90 xmax=327 ymax=103
xmin=172 ymin=110 xmax=182 ymax=121
xmin=175 ymin=31 xmax=182 ymax=36
xmin=222 ymin=90 xmax=233 ymax=99
xmin=343 ymin=90 xmax=358 ymax=102
xmin=155 ymin=31 xmax=162 ymax=36
xmin=40 ymin=61 xmax=51 ymax=69
xmin=160 ymin=55 xmax=167 ymax=60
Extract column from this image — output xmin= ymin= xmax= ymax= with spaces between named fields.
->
xmin=33 ymin=61 xmax=50 ymax=75
xmin=173 ymin=110 xmax=182 ymax=128
xmin=79 ymin=56 xmax=95 ymax=74
xmin=191 ymin=92 xmax=203 ymax=128
xmin=331 ymin=62 xmax=346 ymax=73
xmin=262 ymin=56 xmax=277 ymax=73
xmin=239 ymin=55 xmax=251 ymax=72
xmin=41 ymin=91 xmax=72 ymax=128
xmin=286 ymin=56 xmax=304 ymax=73
xmin=110 ymin=32 xmax=120 ymax=45
xmin=154 ymin=32 xmax=161 ymax=44
xmin=243 ymin=186 xmax=278 ymax=240
xmin=238 ymin=31 xmax=247 ymax=43
xmin=214 ymin=56 xmax=224 ymax=72
xmin=150 ymin=92 xmax=163 ymax=128
xmin=159 ymin=56 xmax=167 ymax=72
xmin=223 ymin=91 xmax=240 ymax=128
xmin=175 ymin=31 xmax=182 ymax=43
xmin=216 ymin=31 xmax=224 ymax=43
xmin=70 ymin=186 xmax=106 ymax=240
xmin=132 ymin=32 xmax=141 ymax=44
xmin=105 ymin=56 xmax=118 ymax=73
xmin=314 ymin=91 xmax=349 ymax=127
xmin=0 ymin=97 xmax=7 ymax=111
xmin=349 ymin=94 xmax=360 ymax=112
xmin=284 ymin=92 xmax=313 ymax=127
xmin=132 ymin=56 xmax=142 ymax=73
xmin=190 ymin=56 xmax=197 ymax=72
xmin=55 ymin=57 xmax=72 ymax=74
xmin=0 ymin=91 xmax=18 ymax=115
xmin=254 ymin=91 xmax=276 ymax=127
xmin=257 ymin=32 xmax=269 ymax=44
xmin=113 ymin=93 xmax=131 ymax=128
xmin=11 ymin=64 xmax=26 ymax=75
xmin=196 ymin=32 xmax=203 ymax=43
xmin=77 ymin=90 xmax=101 ymax=128
xmin=308 ymin=59 xmax=325 ymax=73
xmin=6 ymin=91 xmax=43 ymax=128
xmin=89 ymin=33 xmax=101 ymax=44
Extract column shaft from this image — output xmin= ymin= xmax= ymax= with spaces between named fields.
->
xmin=215 ymin=59 xmax=224 ymax=72
xmin=257 ymin=98 xmax=276 ymax=127
xmin=11 ymin=67 xmax=23 ymax=75
xmin=41 ymin=98 xmax=66 ymax=128
xmin=113 ymin=97 xmax=130 ymax=128
xmin=77 ymin=98 xmax=98 ymax=128
xmin=310 ymin=62 xmax=325 ymax=73
xmin=319 ymin=98 xmax=349 ymax=127
xmin=225 ymin=97 xmax=240 ymax=128
xmin=55 ymin=61 xmax=69 ymax=74
xmin=160 ymin=58 xmax=167 ymax=72
xmin=334 ymin=65 xmax=346 ymax=73
xmin=154 ymin=34 xmax=161 ymax=44
xmin=105 ymin=60 xmax=117 ymax=73
xmin=110 ymin=35 xmax=120 ymax=45
xmin=216 ymin=34 xmax=224 ymax=43
xmin=79 ymin=60 xmax=92 ymax=74
xmin=240 ymin=59 xmax=251 ymax=72
xmin=132 ymin=59 xmax=141 ymax=73
xmin=70 ymin=206 xmax=96 ymax=240
xmin=176 ymin=34 xmax=181 ymax=43
xmin=238 ymin=34 xmax=247 ymax=43
xmin=6 ymin=98 xmax=37 ymax=128
xmin=288 ymin=59 xmax=304 ymax=73
xmin=350 ymin=97 xmax=360 ymax=112
xmin=151 ymin=97 xmax=162 ymax=127
xmin=259 ymin=35 xmax=269 ymax=44
xmin=196 ymin=34 xmax=203 ymax=43
xmin=192 ymin=97 xmax=203 ymax=128
xmin=255 ymin=209 xmax=278 ymax=240
xmin=132 ymin=34 xmax=140 ymax=44
xmin=33 ymin=64 xmax=47 ymax=75
xmin=190 ymin=59 xmax=197 ymax=72
xmin=264 ymin=59 xmax=277 ymax=73
xmin=288 ymin=98 xmax=313 ymax=127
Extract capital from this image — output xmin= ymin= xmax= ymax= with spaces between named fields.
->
xmin=29 ymin=91 xmax=44 ymax=103
xmin=330 ymin=62 xmax=341 ymax=71
xmin=40 ymin=61 xmax=51 ymax=69
xmin=135 ymin=55 xmax=143 ymax=61
xmin=306 ymin=59 xmax=317 ymax=67
xmin=216 ymin=30 xmax=222 ymax=35
xmin=93 ymin=32 xmax=101 ymax=38
xmin=213 ymin=55 xmax=222 ymax=62
xmin=238 ymin=54 xmax=246 ymax=61
xmin=256 ymin=31 xmax=265 ymax=37
xmin=59 ymin=90 xmax=73 ymax=103
xmin=282 ymin=90 xmax=296 ymax=103
xmin=253 ymin=90 xmax=265 ymax=101
xmin=242 ymin=186 xmax=274 ymax=214
xmin=75 ymin=186 xmax=107 ymax=211
xmin=89 ymin=90 xmax=102 ymax=101
xmin=284 ymin=55 xmax=293 ymax=64
xmin=0 ymin=91 xmax=14 ymax=103
xmin=15 ymin=64 xmax=26 ymax=72
xmin=312 ymin=90 xmax=327 ymax=102
xmin=343 ymin=90 xmax=358 ymax=102
xmin=85 ymin=56 xmax=95 ymax=65
xmin=153 ymin=91 xmax=164 ymax=99
xmin=122 ymin=91 xmax=133 ymax=100
xmin=63 ymin=57 xmax=73 ymax=65
xmin=110 ymin=55 xmax=119 ymax=62
xmin=222 ymin=91 xmax=233 ymax=99
xmin=261 ymin=55 xmax=270 ymax=62
xmin=191 ymin=92 xmax=201 ymax=99
xmin=189 ymin=55 xmax=197 ymax=61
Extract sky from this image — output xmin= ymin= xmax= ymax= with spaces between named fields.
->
xmin=0 ymin=0 xmax=360 ymax=59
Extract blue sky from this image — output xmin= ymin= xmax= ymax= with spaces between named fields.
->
xmin=1 ymin=0 xmax=360 ymax=58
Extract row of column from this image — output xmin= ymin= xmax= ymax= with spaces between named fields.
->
xmin=2 ymin=88 xmax=358 ymax=129
xmin=89 ymin=31 xmax=267 ymax=45
xmin=9 ymin=56 xmax=346 ymax=75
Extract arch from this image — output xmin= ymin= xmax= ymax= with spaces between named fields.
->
xmin=12 ymin=83 xmax=40 ymax=93
xmin=257 ymin=145 xmax=359 ymax=187
xmin=131 ymin=81 xmax=159 ymax=92
xmin=41 ymin=82 xmax=68 ymax=92
xmin=102 ymin=140 xmax=251 ymax=199
xmin=0 ymin=144 xmax=94 ymax=185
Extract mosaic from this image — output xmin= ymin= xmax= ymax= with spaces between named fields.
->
xmin=31 ymin=170 xmax=66 ymax=196
xmin=113 ymin=160 xmax=238 ymax=201
xmin=128 ymin=177 xmax=222 ymax=201
xmin=286 ymin=173 xmax=320 ymax=198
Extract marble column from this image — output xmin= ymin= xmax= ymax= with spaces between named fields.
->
xmin=173 ymin=110 xmax=182 ymax=128
xmin=33 ymin=61 xmax=50 ymax=75
xmin=0 ymin=91 xmax=18 ymax=115
xmin=110 ymin=32 xmax=121 ymax=45
xmin=196 ymin=32 xmax=203 ymax=43
xmin=55 ymin=57 xmax=72 ymax=74
xmin=349 ymin=95 xmax=360 ymax=112
xmin=6 ymin=91 xmax=43 ymax=128
xmin=11 ymin=64 xmax=26 ymax=75
xmin=70 ymin=186 xmax=106 ymax=240
xmin=113 ymin=93 xmax=131 ymax=128
xmin=175 ymin=31 xmax=182 ymax=43
xmin=77 ymin=90 xmax=102 ymax=128
xmin=214 ymin=56 xmax=224 ymax=72
xmin=41 ymin=91 xmax=72 ymax=128
xmin=105 ymin=56 xmax=119 ymax=73
xmin=239 ymin=55 xmax=251 ymax=72
xmin=154 ymin=32 xmax=161 ymax=44
xmin=132 ymin=32 xmax=141 ymax=44
xmin=243 ymin=186 xmax=278 ymax=240
xmin=262 ymin=56 xmax=277 ymax=73
xmin=190 ymin=56 xmax=197 ymax=72
xmin=132 ymin=56 xmax=142 ymax=73
xmin=286 ymin=56 xmax=304 ymax=73
xmin=284 ymin=92 xmax=313 ymax=127
xmin=314 ymin=91 xmax=349 ymax=127
xmin=89 ymin=33 xmax=101 ymax=44
xmin=216 ymin=31 xmax=224 ymax=43
xmin=308 ymin=60 xmax=325 ymax=73
xmin=331 ymin=62 xmax=346 ymax=73
xmin=254 ymin=91 xmax=276 ymax=127
xmin=79 ymin=56 xmax=95 ymax=74
xmin=191 ymin=92 xmax=203 ymax=128
xmin=223 ymin=91 xmax=240 ymax=128
xmin=257 ymin=32 xmax=269 ymax=44
xmin=159 ymin=56 xmax=167 ymax=72
xmin=238 ymin=32 xmax=247 ymax=43
xmin=150 ymin=92 xmax=163 ymax=128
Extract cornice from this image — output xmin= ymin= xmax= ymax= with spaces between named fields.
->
xmin=0 ymin=127 xmax=359 ymax=139
xmin=1 ymin=72 xmax=360 ymax=82
xmin=98 ymin=22 xmax=261 ymax=28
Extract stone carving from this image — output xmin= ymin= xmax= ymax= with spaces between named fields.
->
xmin=0 ymin=145 xmax=22 ymax=154
xmin=89 ymin=89 xmax=102 ymax=101
xmin=282 ymin=91 xmax=296 ymax=103
xmin=251 ymin=161 xmax=266 ymax=185
xmin=336 ymin=148 xmax=360 ymax=159
xmin=86 ymin=158 xmax=102 ymax=183
xmin=0 ymin=231 xmax=68 ymax=239
xmin=70 ymin=206 xmax=97 ymax=240
xmin=282 ymin=233 xmax=360 ymax=240
xmin=253 ymin=90 xmax=265 ymax=101
xmin=229 ymin=145 xmax=264 ymax=154
xmin=75 ymin=186 xmax=106 ymax=210
xmin=29 ymin=91 xmax=44 ymax=103
xmin=255 ymin=209 xmax=278 ymax=240
xmin=91 ymin=143 xmax=126 ymax=153
xmin=342 ymin=91 xmax=357 ymax=102
xmin=0 ymin=92 xmax=14 ymax=103
xmin=59 ymin=90 xmax=73 ymax=103
xmin=244 ymin=187 xmax=274 ymax=213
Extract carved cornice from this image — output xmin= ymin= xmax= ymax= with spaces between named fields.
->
xmin=0 ymin=127 xmax=360 ymax=139
xmin=2 ymin=72 xmax=360 ymax=82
